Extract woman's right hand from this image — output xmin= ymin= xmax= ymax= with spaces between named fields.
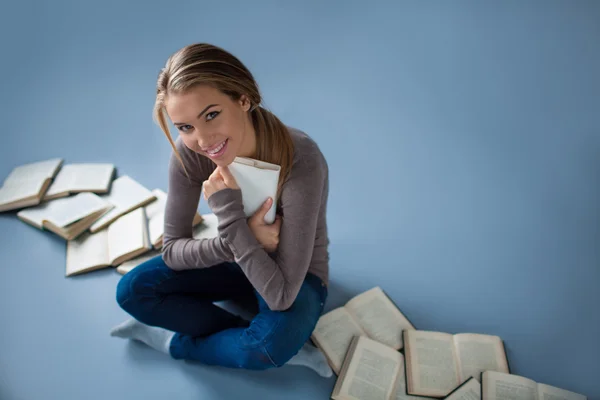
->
xmin=248 ymin=198 xmax=282 ymax=253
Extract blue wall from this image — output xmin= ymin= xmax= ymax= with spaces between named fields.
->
xmin=0 ymin=1 xmax=598 ymax=399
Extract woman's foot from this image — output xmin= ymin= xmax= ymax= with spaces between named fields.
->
xmin=287 ymin=342 xmax=333 ymax=378
xmin=110 ymin=318 xmax=174 ymax=354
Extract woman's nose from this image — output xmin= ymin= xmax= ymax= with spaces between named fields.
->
xmin=196 ymin=132 xmax=216 ymax=150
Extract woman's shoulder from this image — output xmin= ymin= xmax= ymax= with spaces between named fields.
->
xmin=284 ymin=126 xmax=328 ymax=189
xmin=286 ymin=126 xmax=328 ymax=170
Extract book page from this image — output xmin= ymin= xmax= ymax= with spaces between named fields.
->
xmin=0 ymin=178 xmax=46 ymax=205
xmin=148 ymin=210 xmax=165 ymax=246
xmin=391 ymin=352 xmax=436 ymax=400
xmin=335 ymin=336 xmax=402 ymax=400
xmin=444 ymin=378 xmax=481 ymax=400
xmin=454 ymin=333 xmax=509 ymax=382
xmin=16 ymin=200 xmax=53 ymax=228
xmin=47 ymin=193 xmax=112 ymax=228
xmin=311 ymin=307 xmax=367 ymax=374
xmin=91 ymin=175 xmax=154 ymax=231
xmin=193 ymin=213 xmax=219 ymax=239
xmin=145 ymin=189 xmax=168 ymax=219
xmin=107 ymin=207 xmax=149 ymax=265
xmin=405 ymin=330 xmax=461 ymax=398
xmin=3 ymin=158 xmax=62 ymax=186
xmin=537 ymin=384 xmax=587 ymax=400
xmin=66 ymin=230 xmax=110 ymax=276
xmin=145 ymin=189 xmax=168 ymax=246
xmin=45 ymin=163 xmax=114 ymax=197
xmin=482 ymin=371 xmax=537 ymax=400
xmin=70 ymin=163 xmax=114 ymax=191
xmin=17 ymin=192 xmax=110 ymax=228
xmin=44 ymin=164 xmax=77 ymax=197
xmin=345 ymin=287 xmax=415 ymax=350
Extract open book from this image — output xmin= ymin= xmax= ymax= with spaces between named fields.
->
xmin=311 ymin=287 xmax=416 ymax=375
xmin=0 ymin=158 xmax=63 ymax=212
xmin=443 ymin=378 xmax=481 ymax=400
xmin=145 ymin=188 xmax=203 ymax=248
xmin=43 ymin=163 xmax=115 ymax=200
xmin=116 ymin=213 xmax=219 ymax=275
xmin=89 ymin=175 xmax=156 ymax=233
xmin=66 ymin=207 xmax=152 ymax=276
xmin=228 ymin=157 xmax=280 ymax=224
xmin=403 ymin=330 xmax=510 ymax=398
xmin=481 ymin=371 xmax=587 ymax=400
xmin=332 ymin=335 xmax=435 ymax=400
xmin=17 ymin=192 xmax=113 ymax=240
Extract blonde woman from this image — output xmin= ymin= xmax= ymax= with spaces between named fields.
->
xmin=111 ymin=43 xmax=332 ymax=377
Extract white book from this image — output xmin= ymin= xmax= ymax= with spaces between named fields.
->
xmin=0 ymin=158 xmax=63 ymax=212
xmin=145 ymin=188 xmax=203 ymax=248
xmin=43 ymin=163 xmax=115 ymax=200
xmin=66 ymin=207 xmax=152 ymax=276
xmin=228 ymin=157 xmax=280 ymax=224
xmin=17 ymin=192 xmax=113 ymax=240
xmin=116 ymin=213 xmax=219 ymax=276
xmin=89 ymin=175 xmax=156 ymax=233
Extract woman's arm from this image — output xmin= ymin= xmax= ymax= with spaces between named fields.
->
xmin=161 ymin=139 xmax=235 ymax=269
xmin=208 ymin=154 xmax=326 ymax=311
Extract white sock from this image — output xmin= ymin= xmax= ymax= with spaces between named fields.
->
xmin=287 ymin=342 xmax=333 ymax=377
xmin=110 ymin=318 xmax=175 ymax=355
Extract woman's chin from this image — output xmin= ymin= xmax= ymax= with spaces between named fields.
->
xmin=210 ymin=152 xmax=236 ymax=167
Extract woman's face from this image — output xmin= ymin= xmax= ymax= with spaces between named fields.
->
xmin=165 ymin=85 xmax=255 ymax=166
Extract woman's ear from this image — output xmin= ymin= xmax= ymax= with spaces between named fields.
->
xmin=239 ymin=95 xmax=251 ymax=112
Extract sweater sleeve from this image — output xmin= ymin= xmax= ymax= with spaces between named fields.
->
xmin=207 ymin=154 xmax=326 ymax=311
xmin=161 ymin=139 xmax=235 ymax=270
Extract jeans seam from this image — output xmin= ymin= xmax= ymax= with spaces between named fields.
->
xmin=238 ymin=311 xmax=284 ymax=351
xmin=263 ymin=345 xmax=280 ymax=367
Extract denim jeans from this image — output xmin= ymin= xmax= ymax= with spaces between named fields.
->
xmin=115 ymin=254 xmax=328 ymax=370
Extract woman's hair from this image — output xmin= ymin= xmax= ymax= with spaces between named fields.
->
xmin=153 ymin=43 xmax=294 ymax=200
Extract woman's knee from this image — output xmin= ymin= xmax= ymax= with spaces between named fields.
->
xmin=256 ymin=291 xmax=325 ymax=366
xmin=116 ymin=255 xmax=171 ymax=311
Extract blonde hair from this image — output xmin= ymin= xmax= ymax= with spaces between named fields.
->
xmin=153 ymin=43 xmax=294 ymax=200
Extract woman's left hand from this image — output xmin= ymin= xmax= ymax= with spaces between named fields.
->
xmin=202 ymin=166 xmax=239 ymax=200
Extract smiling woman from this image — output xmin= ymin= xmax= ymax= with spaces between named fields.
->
xmin=109 ymin=43 xmax=333 ymax=378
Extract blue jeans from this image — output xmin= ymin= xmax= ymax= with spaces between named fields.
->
xmin=115 ymin=255 xmax=328 ymax=370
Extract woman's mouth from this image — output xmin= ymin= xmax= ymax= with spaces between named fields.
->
xmin=204 ymin=139 xmax=229 ymax=159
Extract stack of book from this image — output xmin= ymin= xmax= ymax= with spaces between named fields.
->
xmin=0 ymin=158 xmax=208 ymax=277
xmin=313 ymin=287 xmax=587 ymax=400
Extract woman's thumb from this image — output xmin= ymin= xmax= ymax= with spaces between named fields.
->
xmin=252 ymin=197 xmax=272 ymax=222
xmin=263 ymin=197 xmax=273 ymax=211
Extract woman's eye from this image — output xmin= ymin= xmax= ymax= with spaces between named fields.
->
xmin=178 ymin=125 xmax=193 ymax=132
xmin=206 ymin=111 xmax=220 ymax=121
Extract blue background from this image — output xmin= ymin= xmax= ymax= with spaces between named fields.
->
xmin=0 ymin=1 xmax=598 ymax=399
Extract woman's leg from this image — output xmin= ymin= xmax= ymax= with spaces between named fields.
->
xmin=115 ymin=254 xmax=255 ymax=337
xmin=169 ymin=272 xmax=328 ymax=371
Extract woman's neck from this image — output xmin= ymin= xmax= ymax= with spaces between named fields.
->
xmin=238 ymin=113 xmax=257 ymax=158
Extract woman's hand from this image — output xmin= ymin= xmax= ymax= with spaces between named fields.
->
xmin=202 ymin=166 xmax=239 ymax=200
xmin=249 ymin=198 xmax=282 ymax=253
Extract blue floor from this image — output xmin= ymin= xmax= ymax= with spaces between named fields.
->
xmin=1 ymin=1 xmax=599 ymax=399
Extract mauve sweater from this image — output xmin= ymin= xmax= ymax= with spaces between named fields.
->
xmin=161 ymin=126 xmax=330 ymax=311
